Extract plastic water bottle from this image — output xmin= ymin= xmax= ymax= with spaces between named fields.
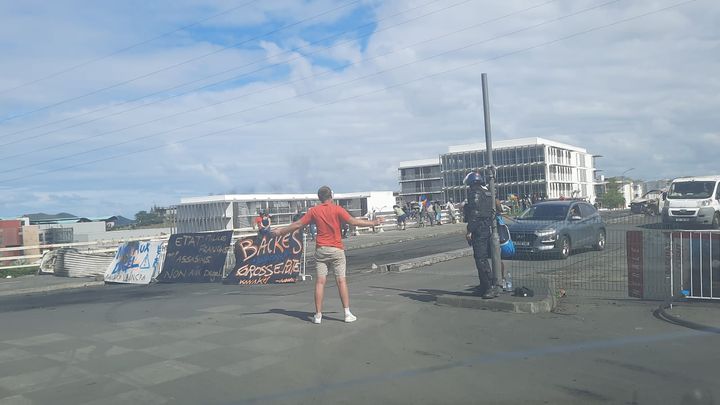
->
xmin=505 ymin=272 xmax=513 ymax=292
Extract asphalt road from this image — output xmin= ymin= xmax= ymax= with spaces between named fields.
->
xmin=0 ymin=253 xmax=717 ymax=405
xmin=344 ymin=230 xmax=466 ymax=272
xmin=0 ymin=214 xmax=717 ymax=404
xmin=0 ymin=212 xmax=663 ymax=311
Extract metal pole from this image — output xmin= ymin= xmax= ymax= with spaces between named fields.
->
xmin=301 ymin=232 xmax=308 ymax=281
xmin=481 ymin=73 xmax=502 ymax=286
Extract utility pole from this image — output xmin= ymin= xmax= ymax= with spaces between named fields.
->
xmin=481 ymin=73 xmax=502 ymax=286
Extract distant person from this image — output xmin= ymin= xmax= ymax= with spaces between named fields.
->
xmin=368 ymin=209 xmax=378 ymax=233
xmin=272 ymin=186 xmax=381 ymax=324
xmin=259 ymin=212 xmax=271 ymax=233
xmin=292 ymin=210 xmax=305 ymax=240
xmin=393 ymin=205 xmax=407 ymax=230
xmin=433 ymin=201 xmax=443 ymax=225
xmin=410 ymin=201 xmax=420 ymax=222
xmin=255 ymin=210 xmax=271 ymax=232
xmin=445 ymin=200 xmax=458 ymax=224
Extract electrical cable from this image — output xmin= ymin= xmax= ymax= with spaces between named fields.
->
xmin=0 ymin=0 xmax=697 ymax=186
xmin=0 ymin=0 xmax=619 ymax=174
xmin=0 ymin=0 xmax=257 ymax=95
xmin=0 ymin=0 xmax=474 ymax=146
xmin=1 ymin=0 xmax=554 ymax=162
xmin=0 ymin=0 xmax=363 ymax=124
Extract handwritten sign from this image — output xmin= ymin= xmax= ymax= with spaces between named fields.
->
xmin=157 ymin=231 xmax=232 ymax=283
xmin=105 ymin=241 xmax=164 ymax=284
xmin=224 ymin=230 xmax=303 ymax=285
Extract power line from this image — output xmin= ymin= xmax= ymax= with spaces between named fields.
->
xmin=0 ymin=1 xmax=257 ymax=96
xmin=0 ymin=0 xmax=363 ymax=124
xmin=2 ymin=0 xmax=555 ymax=161
xmin=0 ymin=0 xmax=471 ymax=146
xmin=0 ymin=0 xmax=697 ymax=185
xmin=0 ymin=0 xmax=626 ymax=176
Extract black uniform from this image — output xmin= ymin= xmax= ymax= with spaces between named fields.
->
xmin=463 ymin=185 xmax=496 ymax=293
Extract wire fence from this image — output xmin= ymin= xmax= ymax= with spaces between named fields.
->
xmin=505 ymin=209 xmax=684 ymax=300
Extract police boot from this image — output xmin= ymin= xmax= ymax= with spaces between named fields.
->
xmin=482 ymin=286 xmax=501 ymax=299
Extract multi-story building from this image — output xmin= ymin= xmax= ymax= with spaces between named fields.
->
xmin=643 ymin=179 xmax=672 ymax=192
xmin=399 ymin=137 xmax=597 ymax=204
xmin=176 ymin=192 xmax=396 ymax=233
xmin=620 ymin=182 xmax=645 ymax=207
xmin=397 ymin=158 xmax=443 ymax=204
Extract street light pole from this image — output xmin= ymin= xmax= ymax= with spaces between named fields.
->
xmin=481 ymin=73 xmax=502 ymax=286
xmin=621 ymin=168 xmax=635 ymax=208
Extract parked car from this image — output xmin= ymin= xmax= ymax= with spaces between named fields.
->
xmin=630 ymin=189 xmax=665 ymax=216
xmin=508 ymin=200 xmax=606 ymax=259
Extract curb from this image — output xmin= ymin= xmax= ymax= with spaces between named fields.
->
xmin=380 ymin=246 xmax=558 ymax=314
xmin=304 ymin=227 xmax=465 ymax=255
xmin=653 ymin=301 xmax=720 ymax=334
xmin=347 ymin=228 xmax=465 ymax=252
xmin=436 ymin=278 xmax=557 ymax=314
xmin=383 ymin=248 xmax=472 ymax=272
xmin=0 ymin=280 xmax=105 ymax=297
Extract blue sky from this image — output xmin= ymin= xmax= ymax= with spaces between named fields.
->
xmin=0 ymin=0 xmax=717 ymax=218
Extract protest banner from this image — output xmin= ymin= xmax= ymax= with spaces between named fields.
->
xmin=157 ymin=231 xmax=232 ymax=283
xmin=104 ymin=240 xmax=163 ymax=284
xmin=224 ymin=230 xmax=303 ymax=285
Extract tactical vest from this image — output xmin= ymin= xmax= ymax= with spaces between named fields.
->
xmin=464 ymin=187 xmax=494 ymax=229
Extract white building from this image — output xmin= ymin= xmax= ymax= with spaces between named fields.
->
xmin=397 ymin=158 xmax=443 ymax=204
xmin=442 ymin=138 xmax=597 ymax=203
xmin=176 ymin=192 xmax=396 ymax=233
xmin=620 ymin=182 xmax=645 ymax=207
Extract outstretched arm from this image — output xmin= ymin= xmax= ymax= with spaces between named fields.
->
xmin=347 ymin=216 xmax=383 ymax=228
xmin=271 ymin=220 xmax=305 ymax=237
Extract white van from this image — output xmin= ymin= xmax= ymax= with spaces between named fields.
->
xmin=662 ymin=176 xmax=720 ymax=228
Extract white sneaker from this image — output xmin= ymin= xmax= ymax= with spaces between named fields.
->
xmin=312 ymin=314 xmax=322 ymax=324
xmin=344 ymin=313 xmax=357 ymax=323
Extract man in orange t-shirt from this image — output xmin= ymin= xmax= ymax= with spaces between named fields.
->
xmin=272 ymin=186 xmax=382 ymax=324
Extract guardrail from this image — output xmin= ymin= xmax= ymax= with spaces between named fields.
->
xmin=0 ymin=211 xmax=463 ymax=272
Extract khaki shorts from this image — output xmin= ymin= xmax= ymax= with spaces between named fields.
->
xmin=315 ymin=246 xmax=347 ymax=278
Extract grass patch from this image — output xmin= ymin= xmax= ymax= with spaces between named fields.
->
xmin=0 ymin=267 xmax=39 ymax=278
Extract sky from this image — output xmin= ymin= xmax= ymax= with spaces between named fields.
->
xmin=0 ymin=0 xmax=717 ymax=218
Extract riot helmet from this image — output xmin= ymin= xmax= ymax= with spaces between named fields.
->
xmin=463 ymin=171 xmax=486 ymax=188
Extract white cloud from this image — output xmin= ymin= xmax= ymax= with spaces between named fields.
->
xmin=0 ymin=0 xmax=718 ymax=217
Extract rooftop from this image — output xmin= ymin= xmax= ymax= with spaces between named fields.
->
xmin=180 ymin=191 xmax=393 ymax=204
xmin=398 ymin=158 xmax=440 ymax=169
xmin=446 ymin=137 xmax=588 ymax=154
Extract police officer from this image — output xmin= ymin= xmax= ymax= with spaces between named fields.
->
xmin=463 ymin=170 xmax=500 ymax=299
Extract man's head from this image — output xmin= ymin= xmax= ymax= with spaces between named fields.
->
xmin=318 ymin=186 xmax=333 ymax=202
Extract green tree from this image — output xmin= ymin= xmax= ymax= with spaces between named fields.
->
xmin=134 ymin=210 xmax=164 ymax=227
xmin=601 ymin=179 xmax=626 ymax=209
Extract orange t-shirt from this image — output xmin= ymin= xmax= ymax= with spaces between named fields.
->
xmin=300 ymin=201 xmax=352 ymax=249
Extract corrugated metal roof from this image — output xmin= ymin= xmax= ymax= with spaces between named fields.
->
xmin=49 ymin=248 xmax=114 ymax=278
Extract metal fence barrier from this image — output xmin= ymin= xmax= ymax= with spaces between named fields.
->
xmin=668 ymin=231 xmax=719 ymax=300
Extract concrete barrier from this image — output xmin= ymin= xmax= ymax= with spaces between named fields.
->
xmin=383 ymin=248 xmax=472 ymax=272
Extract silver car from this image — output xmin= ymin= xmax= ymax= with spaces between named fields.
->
xmin=508 ymin=200 xmax=606 ymax=259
